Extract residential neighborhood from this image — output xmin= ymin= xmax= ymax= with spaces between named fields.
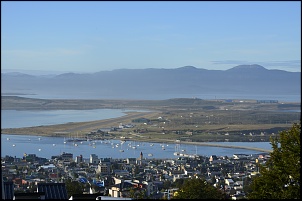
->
xmin=2 ymin=150 xmax=271 ymax=200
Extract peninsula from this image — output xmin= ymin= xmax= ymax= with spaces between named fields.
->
xmin=2 ymin=96 xmax=300 ymax=152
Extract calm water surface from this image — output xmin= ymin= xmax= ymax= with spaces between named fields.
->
xmin=1 ymin=109 xmax=149 ymax=129
xmin=1 ymin=134 xmax=272 ymax=159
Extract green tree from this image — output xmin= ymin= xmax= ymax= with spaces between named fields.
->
xmin=172 ymin=178 xmax=225 ymax=199
xmin=172 ymin=178 xmax=185 ymax=188
xmin=163 ymin=180 xmax=172 ymax=190
xmin=247 ymin=122 xmax=300 ymax=199
xmin=65 ymin=179 xmax=84 ymax=198
xmin=129 ymin=187 xmax=147 ymax=199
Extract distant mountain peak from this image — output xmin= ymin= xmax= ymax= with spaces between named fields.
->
xmin=182 ymin=65 xmax=197 ymax=68
xmin=177 ymin=66 xmax=203 ymax=70
xmin=54 ymin=72 xmax=78 ymax=78
xmin=227 ymin=64 xmax=267 ymax=71
xmin=3 ymin=72 xmax=35 ymax=77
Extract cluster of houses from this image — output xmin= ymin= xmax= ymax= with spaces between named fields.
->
xmin=2 ymin=149 xmax=271 ymax=200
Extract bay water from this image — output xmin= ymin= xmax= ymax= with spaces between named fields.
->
xmin=1 ymin=108 xmax=273 ymax=160
xmin=1 ymin=134 xmax=272 ymax=160
xmin=1 ymin=109 xmax=148 ymax=129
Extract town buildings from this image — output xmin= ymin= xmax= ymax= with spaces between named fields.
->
xmin=1 ymin=150 xmax=270 ymax=200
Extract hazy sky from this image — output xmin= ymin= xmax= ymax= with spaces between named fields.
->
xmin=1 ymin=1 xmax=301 ymax=73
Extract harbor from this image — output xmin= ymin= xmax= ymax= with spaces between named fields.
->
xmin=2 ymin=134 xmax=272 ymax=160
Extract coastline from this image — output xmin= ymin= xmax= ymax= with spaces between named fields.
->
xmin=131 ymin=138 xmax=273 ymax=153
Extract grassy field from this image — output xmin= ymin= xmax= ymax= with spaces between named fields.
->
xmin=1 ymin=96 xmax=300 ymax=142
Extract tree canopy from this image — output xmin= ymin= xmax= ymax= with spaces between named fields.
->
xmin=172 ymin=177 xmax=225 ymax=199
xmin=65 ymin=179 xmax=84 ymax=198
xmin=247 ymin=122 xmax=300 ymax=199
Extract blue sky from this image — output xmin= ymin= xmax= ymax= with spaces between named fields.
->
xmin=1 ymin=1 xmax=301 ymax=73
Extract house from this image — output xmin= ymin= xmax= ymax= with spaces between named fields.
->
xmin=114 ymin=170 xmax=130 ymax=178
xmin=126 ymin=158 xmax=136 ymax=165
xmin=96 ymin=163 xmax=110 ymax=175
xmin=257 ymin=100 xmax=278 ymax=103
xmin=69 ymin=193 xmax=103 ymax=200
xmin=183 ymin=167 xmax=194 ymax=177
xmin=233 ymin=154 xmax=250 ymax=160
xmin=3 ymin=181 xmax=14 ymax=200
xmin=96 ymin=195 xmax=133 ymax=200
xmin=37 ymin=183 xmax=68 ymax=200
xmin=14 ymin=192 xmax=45 ymax=200
xmin=207 ymin=166 xmax=221 ymax=177
xmin=209 ymin=155 xmax=218 ymax=162
xmin=96 ymin=162 xmax=111 ymax=175
xmin=61 ymin=152 xmax=73 ymax=161
xmin=90 ymin=154 xmax=99 ymax=165
xmin=185 ymin=131 xmax=193 ymax=135
xmin=225 ymin=178 xmax=234 ymax=186
xmin=132 ymin=118 xmax=150 ymax=123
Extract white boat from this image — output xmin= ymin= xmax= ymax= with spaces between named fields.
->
xmin=12 ymin=144 xmax=16 ymax=147
xmin=148 ymin=153 xmax=153 ymax=157
xmin=150 ymin=144 xmax=154 ymax=146
xmin=174 ymin=152 xmax=180 ymax=156
xmin=119 ymin=150 xmax=124 ymax=152
xmin=7 ymin=138 xmax=10 ymax=141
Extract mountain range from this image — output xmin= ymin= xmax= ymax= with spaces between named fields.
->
xmin=1 ymin=64 xmax=301 ymax=100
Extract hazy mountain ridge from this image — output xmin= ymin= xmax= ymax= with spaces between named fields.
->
xmin=1 ymin=65 xmax=300 ymax=100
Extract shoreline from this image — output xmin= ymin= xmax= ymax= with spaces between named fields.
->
xmin=130 ymin=138 xmax=273 ymax=153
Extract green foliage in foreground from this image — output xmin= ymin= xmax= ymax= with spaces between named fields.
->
xmin=247 ymin=122 xmax=300 ymax=199
xmin=172 ymin=178 xmax=225 ymax=199
xmin=64 ymin=179 xmax=84 ymax=198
